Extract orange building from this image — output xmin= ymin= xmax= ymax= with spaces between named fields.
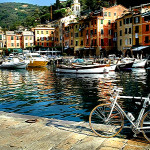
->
xmin=6 ymin=31 xmax=22 ymax=49
xmin=142 ymin=11 xmax=150 ymax=46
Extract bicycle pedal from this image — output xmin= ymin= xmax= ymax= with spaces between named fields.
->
xmin=133 ymin=134 xmax=137 ymax=137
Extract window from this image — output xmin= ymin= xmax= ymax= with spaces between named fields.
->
xmin=25 ymin=43 xmax=28 ymax=46
xmin=120 ymin=21 xmax=122 ymax=26
xmin=135 ymin=26 xmax=139 ymax=33
xmin=46 ymin=37 xmax=49 ymax=41
xmin=120 ymin=39 xmax=122 ymax=46
xmin=37 ymin=37 xmax=39 ymax=41
xmin=47 ymin=43 xmax=49 ymax=46
xmin=71 ymin=40 xmax=73 ymax=45
xmin=17 ymin=43 xmax=19 ymax=47
xmin=109 ymin=12 xmax=111 ymax=17
xmin=125 ymin=28 xmax=128 ymax=34
xmin=146 ymin=25 xmax=149 ymax=31
xmin=76 ymin=41 xmax=78 ymax=46
xmin=101 ymin=29 xmax=104 ymax=34
xmin=134 ymin=17 xmax=140 ymax=24
xmin=129 ymin=38 xmax=132 ymax=45
xmin=81 ymin=31 xmax=83 ymax=36
xmin=11 ymin=36 xmax=13 ymax=40
xmin=91 ymin=30 xmax=93 ymax=35
xmin=101 ymin=20 xmax=103 ymax=24
xmin=11 ymin=43 xmax=14 ymax=46
xmin=41 ymin=31 xmax=43 ymax=34
xmin=0 ymin=35 xmax=2 ymax=40
xmin=120 ymin=30 xmax=122 ymax=36
xmin=37 ymin=31 xmax=39 ymax=34
xmin=81 ymin=40 xmax=83 ymax=46
xmin=109 ymin=30 xmax=112 ymax=35
xmin=42 ymin=43 xmax=44 ymax=46
xmin=46 ymin=31 xmax=48 ymax=34
xmin=101 ymin=39 xmax=104 ymax=46
xmin=16 ymin=36 xmax=19 ymax=40
xmin=114 ymin=13 xmax=117 ymax=16
xmin=95 ymin=29 xmax=97 ymax=34
xmin=104 ymin=12 xmax=107 ymax=16
xmin=108 ymin=20 xmax=111 ymax=25
xmin=25 ymin=37 xmax=28 ymax=40
xmin=86 ymin=30 xmax=88 ymax=35
xmin=129 ymin=28 xmax=132 ymax=34
xmin=75 ymin=33 xmax=79 ymax=37
xmin=41 ymin=37 xmax=44 ymax=41
xmin=125 ymin=39 xmax=128 ymax=45
xmin=145 ymin=36 xmax=149 ymax=43
xmin=71 ymin=32 xmax=73 ymax=37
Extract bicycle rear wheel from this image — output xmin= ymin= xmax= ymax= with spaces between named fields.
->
xmin=141 ymin=111 xmax=150 ymax=142
xmin=89 ymin=104 xmax=124 ymax=137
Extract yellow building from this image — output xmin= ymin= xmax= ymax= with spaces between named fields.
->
xmin=117 ymin=12 xmax=133 ymax=56
xmin=33 ymin=26 xmax=55 ymax=48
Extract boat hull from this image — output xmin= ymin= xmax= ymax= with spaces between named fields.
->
xmin=132 ymin=59 xmax=147 ymax=68
xmin=0 ymin=62 xmax=28 ymax=69
xmin=56 ymin=64 xmax=116 ymax=74
xmin=27 ymin=61 xmax=48 ymax=67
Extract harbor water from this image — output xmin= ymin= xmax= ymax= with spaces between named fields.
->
xmin=0 ymin=65 xmax=150 ymax=122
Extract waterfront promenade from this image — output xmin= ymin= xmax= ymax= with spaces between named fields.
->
xmin=0 ymin=111 xmax=149 ymax=150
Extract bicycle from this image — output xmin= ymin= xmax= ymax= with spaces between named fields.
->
xmin=89 ymin=87 xmax=150 ymax=142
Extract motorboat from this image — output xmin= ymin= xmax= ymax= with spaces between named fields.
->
xmin=25 ymin=53 xmax=48 ymax=67
xmin=56 ymin=63 xmax=117 ymax=74
xmin=0 ymin=56 xmax=28 ymax=69
xmin=132 ymin=59 xmax=147 ymax=68
xmin=116 ymin=57 xmax=134 ymax=71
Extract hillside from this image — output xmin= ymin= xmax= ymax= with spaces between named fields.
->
xmin=0 ymin=2 xmax=50 ymax=30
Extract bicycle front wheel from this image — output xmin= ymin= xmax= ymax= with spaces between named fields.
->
xmin=89 ymin=104 xmax=124 ymax=138
xmin=141 ymin=111 xmax=150 ymax=142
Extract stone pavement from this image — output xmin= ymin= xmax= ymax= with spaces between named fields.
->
xmin=0 ymin=111 xmax=150 ymax=150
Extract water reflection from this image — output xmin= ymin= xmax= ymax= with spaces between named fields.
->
xmin=0 ymin=67 xmax=149 ymax=122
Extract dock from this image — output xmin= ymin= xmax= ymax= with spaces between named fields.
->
xmin=0 ymin=111 xmax=149 ymax=150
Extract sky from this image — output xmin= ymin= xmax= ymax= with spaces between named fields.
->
xmin=0 ymin=0 xmax=56 ymax=6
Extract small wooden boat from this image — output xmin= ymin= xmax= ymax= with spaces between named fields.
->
xmin=56 ymin=63 xmax=116 ymax=74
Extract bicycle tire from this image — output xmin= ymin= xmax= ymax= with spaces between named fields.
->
xmin=141 ymin=111 xmax=150 ymax=142
xmin=89 ymin=103 xmax=124 ymax=138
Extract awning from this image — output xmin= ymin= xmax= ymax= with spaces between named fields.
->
xmin=132 ymin=46 xmax=149 ymax=51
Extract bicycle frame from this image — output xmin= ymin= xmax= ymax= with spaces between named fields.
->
xmin=108 ymin=90 xmax=150 ymax=132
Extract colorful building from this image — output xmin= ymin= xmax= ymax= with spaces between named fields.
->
xmin=22 ymin=31 xmax=34 ymax=49
xmin=6 ymin=31 xmax=22 ymax=49
xmin=116 ymin=12 xmax=133 ymax=56
xmin=33 ymin=26 xmax=55 ymax=48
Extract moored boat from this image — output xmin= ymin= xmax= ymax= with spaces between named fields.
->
xmin=132 ymin=59 xmax=147 ymax=68
xmin=0 ymin=56 xmax=28 ymax=69
xmin=25 ymin=53 xmax=48 ymax=67
xmin=56 ymin=63 xmax=117 ymax=74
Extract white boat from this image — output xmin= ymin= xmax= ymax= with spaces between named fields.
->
xmin=116 ymin=57 xmax=134 ymax=70
xmin=132 ymin=59 xmax=147 ymax=68
xmin=56 ymin=63 xmax=117 ymax=74
xmin=0 ymin=57 xmax=28 ymax=69
xmin=25 ymin=53 xmax=48 ymax=67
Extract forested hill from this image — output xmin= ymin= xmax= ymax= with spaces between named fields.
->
xmin=0 ymin=2 xmax=50 ymax=30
